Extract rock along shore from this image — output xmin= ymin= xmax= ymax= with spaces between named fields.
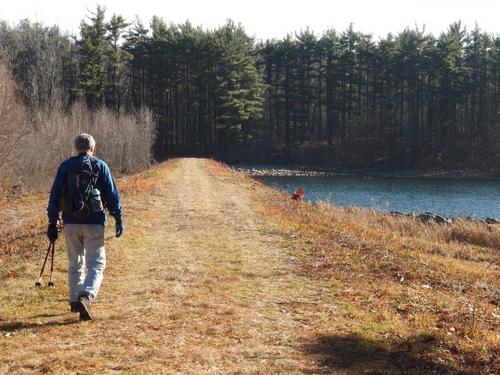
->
xmin=231 ymin=165 xmax=500 ymax=180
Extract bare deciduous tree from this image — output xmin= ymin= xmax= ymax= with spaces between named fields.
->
xmin=0 ymin=65 xmax=27 ymax=173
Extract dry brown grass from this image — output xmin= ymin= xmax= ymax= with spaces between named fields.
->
xmin=205 ymin=163 xmax=499 ymax=374
xmin=0 ymin=160 xmax=178 ymax=259
xmin=2 ymin=158 xmax=319 ymax=373
xmin=118 ymin=160 xmax=178 ymax=195
xmin=0 ymin=158 xmax=498 ymax=374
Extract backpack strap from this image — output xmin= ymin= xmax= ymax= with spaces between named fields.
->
xmin=88 ymin=156 xmax=101 ymax=188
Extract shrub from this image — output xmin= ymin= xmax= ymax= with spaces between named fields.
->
xmin=0 ymin=65 xmax=156 ymax=193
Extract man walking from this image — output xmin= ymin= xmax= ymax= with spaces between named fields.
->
xmin=47 ymin=134 xmax=124 ymax=321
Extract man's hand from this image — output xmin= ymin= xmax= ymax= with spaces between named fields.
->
xmin=115 ymin=220 xmax=124 ymax=238
xmin=47 ymin=222 xmax=58 ymax=242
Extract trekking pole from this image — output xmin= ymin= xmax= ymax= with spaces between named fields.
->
xmin=48 ymin=241 xmax=55 ymax=287
xmin=35 ymin=241 xmax=55 ymax=288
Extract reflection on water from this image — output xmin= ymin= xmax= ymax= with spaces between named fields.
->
xmin=256 ymin=175 xmax=500 ymax=219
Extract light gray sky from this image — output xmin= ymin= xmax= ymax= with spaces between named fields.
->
xmin=1 ymin=0 xmax=499 ymax=40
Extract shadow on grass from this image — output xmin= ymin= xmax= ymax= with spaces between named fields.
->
xmin=302 ymin=334 xmax=465 ymax=375
xmin=0 ymin=319 xmax=78 ymax=333
xmin=27 ymin=313 xmax=66 ymax=319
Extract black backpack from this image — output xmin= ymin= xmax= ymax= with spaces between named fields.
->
xmin=59 ymin=156 xmax=102 ymax=220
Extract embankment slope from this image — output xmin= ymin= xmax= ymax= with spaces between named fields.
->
xmin=0 ymin=158 xmax=497 ymax=374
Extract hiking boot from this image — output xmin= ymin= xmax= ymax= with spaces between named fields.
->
xmin=69 ymin=301 xmax=79 ymax=313
xmin=76 ymin=294 xmax=93 ymax=321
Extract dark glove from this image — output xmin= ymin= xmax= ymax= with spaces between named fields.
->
xmin=47 ymin=222 xmax=58 ymax=242
xmin=115 ymin=220 xmax=124 ymax=238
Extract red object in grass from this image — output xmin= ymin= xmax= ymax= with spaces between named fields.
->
xmin=292 ymin=188 xmax=304 ymax=201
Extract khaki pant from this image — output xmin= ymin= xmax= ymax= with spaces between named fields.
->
xmin=63 ymin=224 xmax=106 ymax=303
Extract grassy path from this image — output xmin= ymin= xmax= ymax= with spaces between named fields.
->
xmin=1 ymin=158 xmax=497 ymax=374
xmin=0 ymin=158 xmax=332 ymax=373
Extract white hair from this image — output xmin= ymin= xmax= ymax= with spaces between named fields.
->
xmin=74 ymin=133 xmax=96 ymax=152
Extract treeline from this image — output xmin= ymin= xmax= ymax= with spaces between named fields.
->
xmin=1 ymin=7 xmax=499 ymax=169
xmin=262 ymin=25 xmax=500 ymax=167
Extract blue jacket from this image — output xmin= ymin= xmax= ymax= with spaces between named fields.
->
xmin=47 ymin=153 xmax=123 ymax=226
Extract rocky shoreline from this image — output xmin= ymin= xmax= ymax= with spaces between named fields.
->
xmin=389 ymin=211 xmax=500 ymax=225
xmin=232 ymin=164 xmax=500 ymax=180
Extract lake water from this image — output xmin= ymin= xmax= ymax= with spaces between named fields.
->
xmin=256 ymin=175 xmax=500 ymax=219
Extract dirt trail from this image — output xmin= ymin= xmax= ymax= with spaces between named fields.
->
xmin=0 ymin=158 xmax=335 ymax=374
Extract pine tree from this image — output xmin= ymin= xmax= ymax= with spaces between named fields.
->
xmin=105 ymin=14 xmax=130 ymax=110
xmin=76 ymin=6 xmax=110 ymax=108
xmin=212 ymin=21 xmax=266 ymax=151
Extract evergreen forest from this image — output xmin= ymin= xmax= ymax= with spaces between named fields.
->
xmin=1 ymin=7 xmax=499 ymax=170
